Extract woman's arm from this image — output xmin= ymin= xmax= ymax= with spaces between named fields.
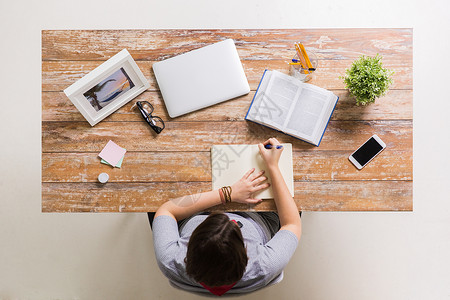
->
xmin=155 ymin=168 xmax=270 ymax=221
xmin=258 ymin=138 xmax=302 ymax=239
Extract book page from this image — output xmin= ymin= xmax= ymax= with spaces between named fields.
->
xmin=312 ymin=94 xmax=338 ymax=145
xmin=249 ymin=71 xmax=301 ymax=129
xmin=285 ymin=86 xmax=329 ymax=140
xmin=211 ymin=144 xmax=294 ymax=199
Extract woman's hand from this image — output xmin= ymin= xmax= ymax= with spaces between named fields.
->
xmin=231 ymin=168 xmax=270 ymax=204
xmin=258 ymin=137 xmax=284 ymax=170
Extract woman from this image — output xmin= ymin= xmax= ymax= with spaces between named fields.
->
xmin=151 ymin=138 xmax=301 ymax=296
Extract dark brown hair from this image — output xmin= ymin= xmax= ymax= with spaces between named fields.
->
xmin=185 ymin=213 xmax=248 ymax=287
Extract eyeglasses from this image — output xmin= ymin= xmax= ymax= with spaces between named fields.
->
xmin=136 ymin=101 xmax=165 ymax=134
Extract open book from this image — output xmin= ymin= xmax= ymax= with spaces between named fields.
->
xmin=245 ymin=70 xmax=339 ymax=146
xmin=211 ymin=144 xmax=294 ymax=199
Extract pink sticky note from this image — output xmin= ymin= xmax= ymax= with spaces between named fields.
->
xmin=98 ymin=140 xmax=126 ymax=166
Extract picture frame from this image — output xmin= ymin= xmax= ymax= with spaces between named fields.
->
xmin=64 ymin=49 xmax=150 ymax=126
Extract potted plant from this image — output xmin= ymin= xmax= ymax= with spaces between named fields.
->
xmin=341 ymin=54 xmax=394 ymax=106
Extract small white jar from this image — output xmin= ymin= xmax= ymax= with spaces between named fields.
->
xmin=98 ymin=173 xmax=109 ymax=183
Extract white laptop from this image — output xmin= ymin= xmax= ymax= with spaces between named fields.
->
xmin=152 ymin=39 xmax=250 ymax=118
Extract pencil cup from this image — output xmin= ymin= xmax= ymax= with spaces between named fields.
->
xmin=289 ymin=49 xmax=318 ymax=82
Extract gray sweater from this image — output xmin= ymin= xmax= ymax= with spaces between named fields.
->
xmin=152 ymin=213 xmax=298 ymax=295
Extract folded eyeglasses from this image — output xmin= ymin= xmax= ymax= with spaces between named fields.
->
xmin=136 ymin=101 xmax=165 ymax=134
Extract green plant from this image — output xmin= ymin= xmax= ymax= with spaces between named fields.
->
xmin=341 ymin=54 xmax=394 ymax=106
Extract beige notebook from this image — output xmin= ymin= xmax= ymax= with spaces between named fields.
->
xmin=211 ymin=144 xmax=294 ymax=199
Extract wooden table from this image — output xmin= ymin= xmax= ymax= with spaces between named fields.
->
xmin=42 ymin=29 xmax=413 ymax=212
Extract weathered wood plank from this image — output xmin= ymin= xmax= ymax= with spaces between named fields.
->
xmin=42 ymin=149 xmax=412 ymax=183
xmin=41 ymin=181 xmax=413 ymax=212
xmin=291 ymin=180 xmax=412 ymax=211
xmin=42 ymin=89 xmax=413 ymax=122
xmin=42 ymin=29 xmax=412 ymax=62
xmin=42 ymin=152 xmax=211 ymax=183
xmin=294 ymin=150 xmax=412 ymax=181
xmin=42 ymin=59 xmax=412 ymax=92
xmin=42 ymin=120 xmax=413 ymax=152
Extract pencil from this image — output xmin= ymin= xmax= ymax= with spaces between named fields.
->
xmin=289 ymin=62 xmax=315 ymax=70
xmin=298 ymin=43 xmax=313 ymax=69
xmin=294 ymin=43 xmax=310 ymax=74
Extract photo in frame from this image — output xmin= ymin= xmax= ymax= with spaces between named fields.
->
xmin=64 ymin=49 xmax=150 ymax=126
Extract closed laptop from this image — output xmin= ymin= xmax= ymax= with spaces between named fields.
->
xmin=153 ymin=39 xmax=250 ymax=118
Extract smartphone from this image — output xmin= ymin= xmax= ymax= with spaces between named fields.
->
xmin=349 ymin=134 xmax=386 ymax=169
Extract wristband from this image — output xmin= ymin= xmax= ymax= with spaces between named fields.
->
xmin=218 ymin=188 xmax=225 ymax=204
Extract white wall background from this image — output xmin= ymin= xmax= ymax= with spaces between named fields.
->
xmin=1 ymin=0 xmax=449 ymax=299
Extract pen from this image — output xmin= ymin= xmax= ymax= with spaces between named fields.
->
xmin=289 ymin=63 xmax=316 ymax=71
xmin=264 ymin=144 xmax=283 ymax=149
xmin=289 ymin=64 xmax=316 ymax=71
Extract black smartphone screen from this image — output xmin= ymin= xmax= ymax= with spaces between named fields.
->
xmin=352 ymin=137 xmax=384 ymax=166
